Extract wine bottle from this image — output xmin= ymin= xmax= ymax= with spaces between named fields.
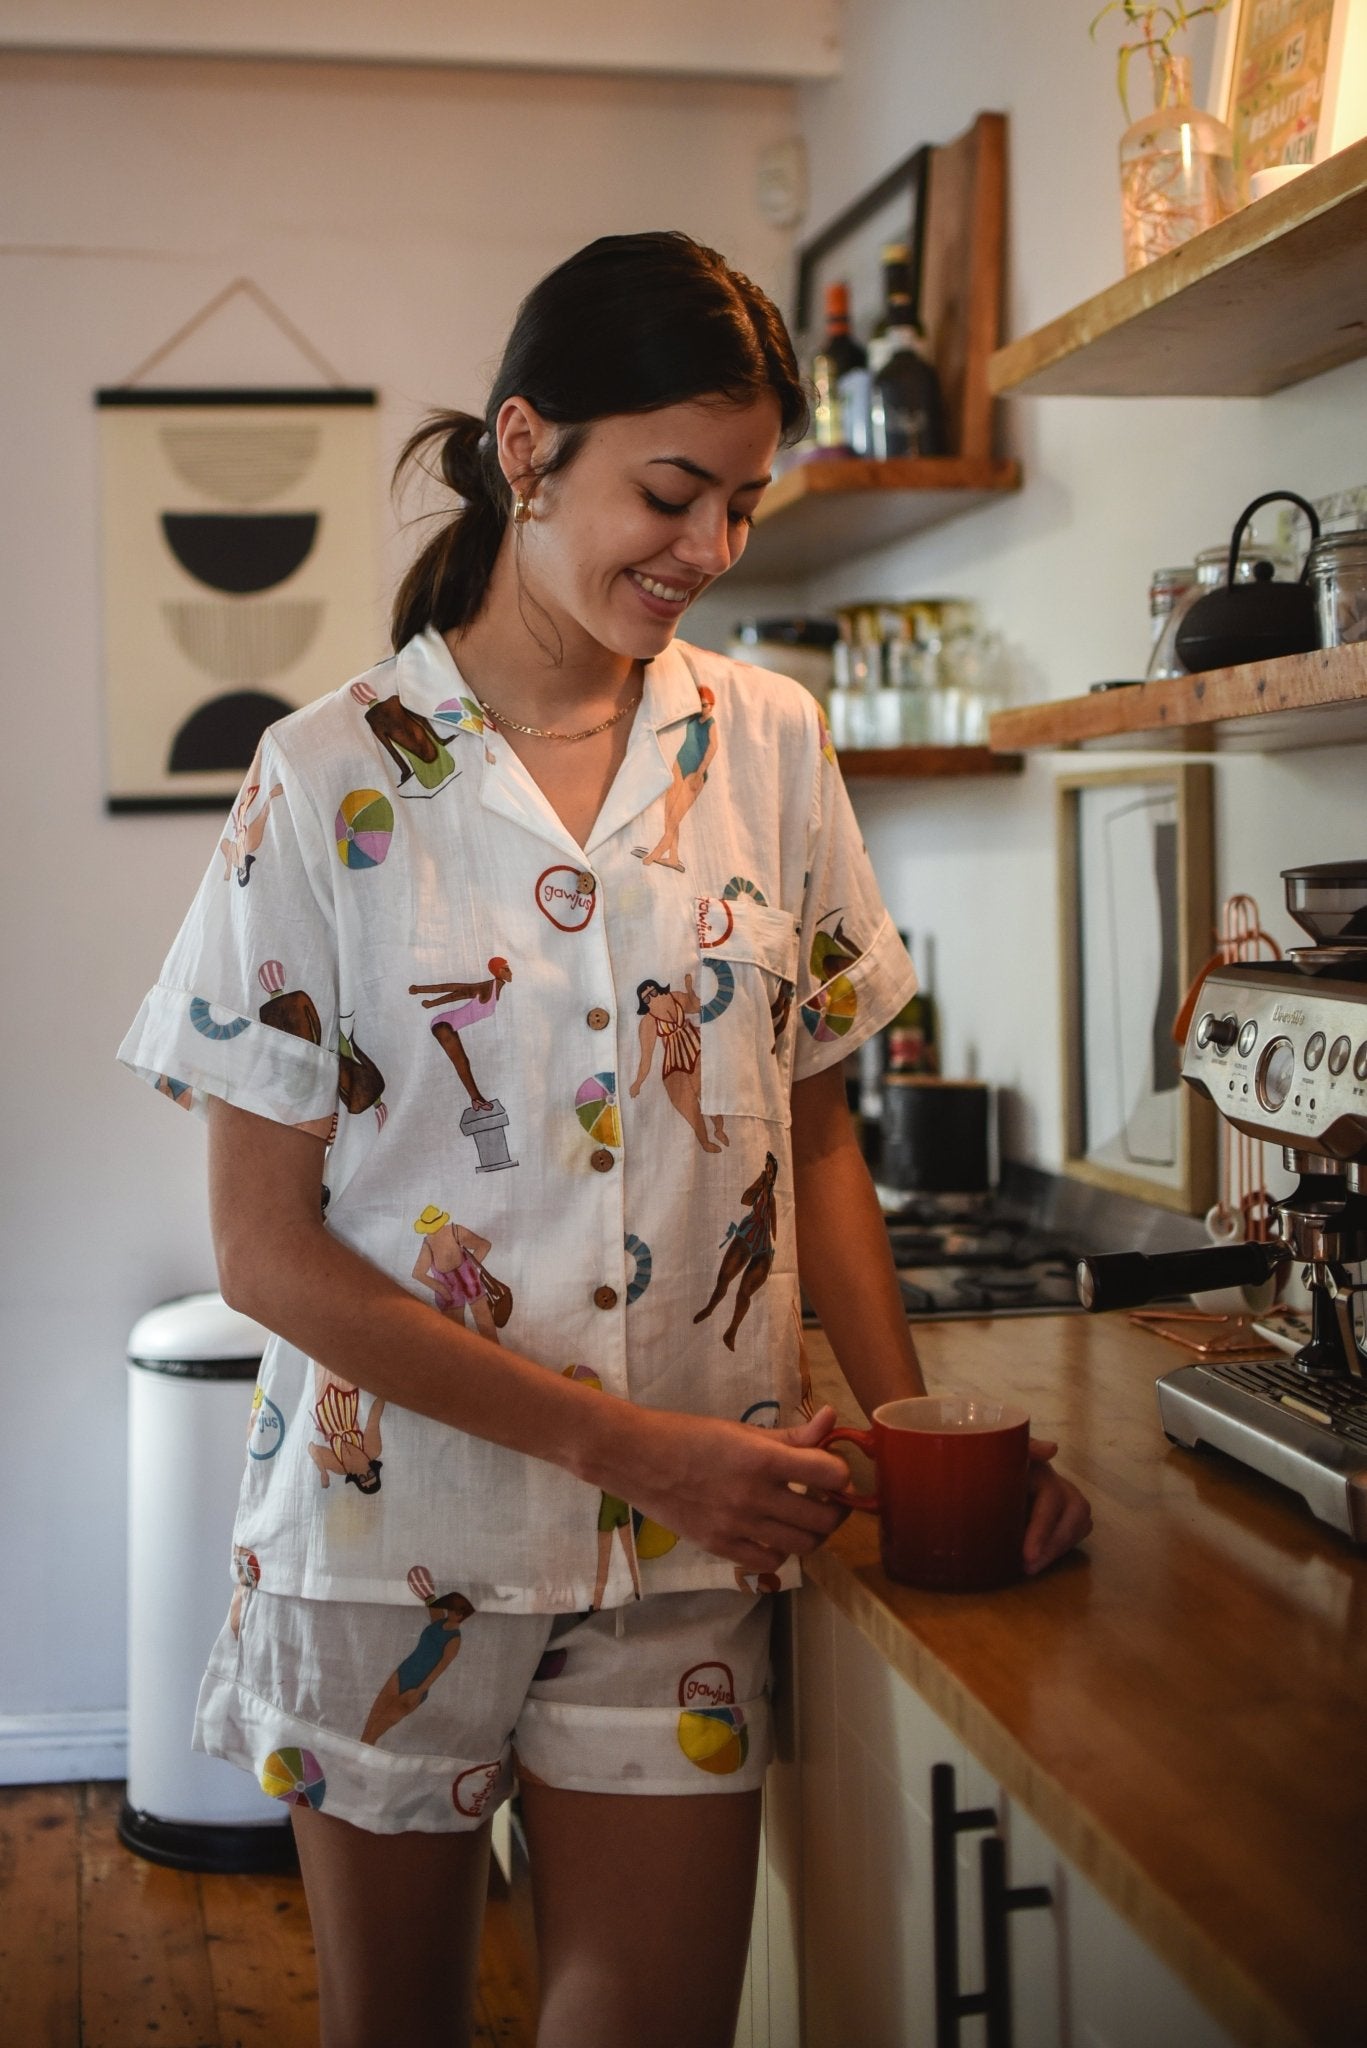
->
xmin=810 ymin=281 xmax=867 ymax=453
xmin=886 ymin=932 xmax=940 ymax=1076
xmin=869 ymin=248 xmax=948 ymax=459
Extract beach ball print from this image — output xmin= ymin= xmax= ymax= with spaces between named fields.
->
xmin=452 ymin=1760 xmax=502 ymax=1818
xmin=260 ymin=1746 xmax=326 ymax=1809
xmin=574 ymin=1073 xmax=621 ymax=1149
xmin=677 ymin=1706 xmax=749 ymax=1776
xmin=800 ymin=921 xmax=861 ymax=1041
xmin=335 ymin=788 xmax=393 ymax=870
xmin=677 ymin=1662 xmax=749 ymax=1776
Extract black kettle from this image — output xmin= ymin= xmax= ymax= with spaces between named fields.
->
xmin=1174 ymin=490 xmax=1321 ymax=673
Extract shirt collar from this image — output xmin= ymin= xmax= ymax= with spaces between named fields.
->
xmin=397 ymin=626 xmax=705 ymax=739
xmin=639 ymin=640 xmax=707 ymax=734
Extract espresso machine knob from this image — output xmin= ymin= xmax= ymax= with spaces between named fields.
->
xmin=1195 ymin=1010 xmax=1240 ymax=1053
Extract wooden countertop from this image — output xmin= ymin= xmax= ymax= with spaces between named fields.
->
xmin=802 ymin=1315 xmax=1367 ymax=2048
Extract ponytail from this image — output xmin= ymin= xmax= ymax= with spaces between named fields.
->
xmin=390 ymin=412 xmax=509 ymax=651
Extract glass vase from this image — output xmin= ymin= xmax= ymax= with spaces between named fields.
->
xmin=1119 ymin=55 xmax=1237 ymax=274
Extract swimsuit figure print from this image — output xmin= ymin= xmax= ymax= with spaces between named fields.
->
xmin=694 ymin=1150 xmax=778 ymax=1349
xmin=409 ymin=959 xmax=518 ymax=1170
xmin=350 ymin=679 xmax=460 ymax=798
xmin=633 ymin=684 xmax=716 ymax=873
xmin=360 ymin=1566 xmax=474 ymax=1746
xmin=309 ymin=1364 xmax=386 ymax=1494
xmin=220 ymin=741 xmax=284 ymax=886
xmin=411 ymin=1206 xmax=512 ymax=1342
xmin=630 ymin=974 xmax=728 ymax=1153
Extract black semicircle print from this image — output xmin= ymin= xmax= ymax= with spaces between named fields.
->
xmin=169 ymin=690 xmax=295 ymax=773
xmin=162 ymin=512 xmax=319 ymax=594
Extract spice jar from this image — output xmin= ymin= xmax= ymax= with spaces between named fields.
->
xmin=1307 ymin=530 xmax=1367 ymax=647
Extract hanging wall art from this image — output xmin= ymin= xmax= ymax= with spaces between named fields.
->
xmin=96 ymin=382 xmax=378 ymax=811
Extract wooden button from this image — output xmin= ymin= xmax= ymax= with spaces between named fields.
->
xmin=593 ymin=1285 xmax=619 ymax=1310
xmin=587 ymin=1007 xmax=610 ymax=1031
xmin=576 ymin=870 xmax=596 ymax=893
xmin=589 ymin=1148 xmax=615 ymax=1173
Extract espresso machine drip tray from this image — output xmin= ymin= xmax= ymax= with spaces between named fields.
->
xmin=1158 ymin=1358 xmax=1367 ymax=1540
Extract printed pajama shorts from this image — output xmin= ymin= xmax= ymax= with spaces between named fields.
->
xmin=194 ymin=1585 xmax=774 ymax=1835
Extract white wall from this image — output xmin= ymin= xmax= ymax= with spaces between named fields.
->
xmin=790 ymin=0 xmax=1366 ymax=1168
xmin=0 ymin=49 xmax=798 ymax=1741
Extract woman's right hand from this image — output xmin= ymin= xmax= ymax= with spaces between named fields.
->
xmin=594 ymin=1403 xmax=851 ymax=1576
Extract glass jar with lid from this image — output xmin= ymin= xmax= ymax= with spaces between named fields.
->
xmin=1147 ymin=539 xmax=1296 ymax=681
xmin=730 ymin=618 xmax=840 ymax=707
xmin=1307 ymin=530 xmax=1367 ymax=647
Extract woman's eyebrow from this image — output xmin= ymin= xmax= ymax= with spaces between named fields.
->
xmin=647 ymin=456 xmax=771 ymax=491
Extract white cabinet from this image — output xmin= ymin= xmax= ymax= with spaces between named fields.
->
xmin=766 ymin=1582 xmax=1238 ymax=2048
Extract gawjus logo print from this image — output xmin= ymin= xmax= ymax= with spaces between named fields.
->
xmin=678 ymin=1660 xmax=736 ymax=1708
xmin=535 ymin=865 xmax=597 ymax=932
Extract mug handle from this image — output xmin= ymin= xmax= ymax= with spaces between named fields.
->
xmin=820 ymin=1425 xmax=879 ymax=1512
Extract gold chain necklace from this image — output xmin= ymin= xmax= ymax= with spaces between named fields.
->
xmin=475 ymin=683 xmax=642 ymax=744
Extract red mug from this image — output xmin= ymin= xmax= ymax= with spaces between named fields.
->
xmin=821 ymin=1395 xmax=1030 ymax=1591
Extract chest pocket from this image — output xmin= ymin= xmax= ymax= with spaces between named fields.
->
xmin=694 ymin=896 xmax=802 ymax=1127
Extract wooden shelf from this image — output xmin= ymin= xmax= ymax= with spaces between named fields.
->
xmin=729 ymin=455 xmax=1022 ymax=583
xmin=988 ymin=138 xmax=1367 ymax=398
xmin=837 ymin=743 xmax=1023 ymax=778
xmin=988 ymin=641 xmax=1367 ymax=753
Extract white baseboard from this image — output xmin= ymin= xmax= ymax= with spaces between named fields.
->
xmin=0 ymin=1710 xmax=128 ymax=1785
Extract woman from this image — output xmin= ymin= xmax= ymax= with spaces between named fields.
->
xmin=119 ymin=231 xmax=1090 ymax=2048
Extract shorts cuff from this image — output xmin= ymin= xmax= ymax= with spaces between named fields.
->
xmin=513 ymin=1694 xmax=771 ymax=1796
xmin=194 ymin=1668 xmax=513 ymax=1835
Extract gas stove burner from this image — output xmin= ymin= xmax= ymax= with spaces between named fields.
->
xmin=953 ymin=1269 xmax=1039 ymax=1306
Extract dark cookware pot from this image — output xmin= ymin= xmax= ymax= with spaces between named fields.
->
xmin=879 ymin=1077 xmax=993 ymax=1195
xmin=1174 ymin=490 xmax=1321 ymax=673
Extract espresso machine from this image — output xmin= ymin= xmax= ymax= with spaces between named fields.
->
xmin=1076 ymin=861 xmax=1367 ymax=1540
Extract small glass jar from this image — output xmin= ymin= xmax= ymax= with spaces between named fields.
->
xmin=730 ymin=618 xmax=839 ymax=706
xmin=1307 ymin=530 xmax=1367 ymax=647
xmin=1148 ymin=565 xmax=1196 ymax=650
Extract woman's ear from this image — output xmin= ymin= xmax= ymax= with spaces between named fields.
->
xmin=495 ymin=395 xmax=553 ymax=496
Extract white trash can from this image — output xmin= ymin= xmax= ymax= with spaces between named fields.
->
xmin=121 ymin=1291 xmax=293 ymax=1870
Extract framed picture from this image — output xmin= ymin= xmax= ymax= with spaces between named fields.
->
xmin=1057 ymin=764 xmax=1216 ymax=1215
xmin=1211 ymin=0 xmax=1366 ymax=184
xmin=96 ymin=385 xmax=378 ymax=812
xmin=792 ymin=144 xmax=931 ymax=345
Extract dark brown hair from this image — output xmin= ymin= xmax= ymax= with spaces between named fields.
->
xmin=390 ymin=231 xmax=807 ymax=650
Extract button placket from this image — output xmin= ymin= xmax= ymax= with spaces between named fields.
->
xmin=574 ymin=867 xmax=629 ymax=1407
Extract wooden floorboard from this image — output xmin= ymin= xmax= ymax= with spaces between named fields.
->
xmin=79 ymin=1783 xmax=220 ymax=2047
xmin=198 ymin=1866 xmax=319 ymax=2048
xmin=0 ymin=1782 xmax=81 ymax=2048
xmin=0 ymin=1782 xmax=537 ymax=2048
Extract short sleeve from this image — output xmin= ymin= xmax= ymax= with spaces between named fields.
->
xmin=116 ymin=729 xmax=341 ymax=1130
xmin=791 ymin=733 xmax=917 ymax=1084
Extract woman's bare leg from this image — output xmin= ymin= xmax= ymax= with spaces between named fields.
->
xmin=520 ymin=1782 xmax=761 ymax=2048
xmin=291 ymin=1806 xmax=492 ymax=2048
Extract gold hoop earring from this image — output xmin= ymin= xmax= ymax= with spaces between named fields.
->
xmin=512 ymin=492 xmax=530 ymax=525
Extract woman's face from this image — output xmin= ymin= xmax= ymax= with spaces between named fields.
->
xmin=507 ymin=394 xmax=782 ymax=664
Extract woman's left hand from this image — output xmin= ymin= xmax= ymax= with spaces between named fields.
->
xmin=1022 ymin=1439 xmax=1092 ymax=1575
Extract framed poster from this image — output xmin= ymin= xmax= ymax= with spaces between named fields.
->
xmin=96 ymin=386 xmax=378 ymax=812
xmin=1057 ymin=764 xmax=1216 ymax=1215
xmin=792 ymin=145 xmax=931 ymax=345
xmin=1211 ymin=0 xmax=1363 ymax=184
